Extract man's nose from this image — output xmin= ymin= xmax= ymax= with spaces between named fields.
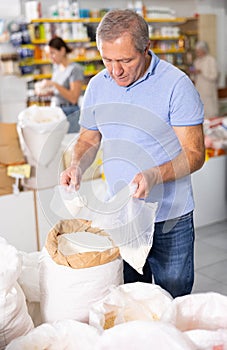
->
xmin=112 ymin=61 xmax=123 ymax=76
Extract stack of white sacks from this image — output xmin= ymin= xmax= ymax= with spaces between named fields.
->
xmin=1 ymin=236 xmax=227 ymax=350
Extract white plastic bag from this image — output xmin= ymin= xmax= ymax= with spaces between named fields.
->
xmin=17 ymin=251 xmax=40 ymax=303
xmin=91 ymin=184 xmax=158 ymax=274
xmin=185 ymin=329 xmax=227 ymax=350
xmin=17 ymin=251 xmax=42 ymax=327
xmin=51 ymin=182 xmax=157 ymax=274
xmin=17 ymin=105 xmax=67 ymax=133
xmin=50 ymin=184 xmax=87 ymax=219
xmin=96 ymin=320 xmax=196 ymax=350
xmin=161 ymin=292 xmax=227 ymax=331
xmin=6 ymin=319 xmax=99 ymax=350
xmin=50 ymin=179 xmax=107 ymax=220
xmin=17 ymin=105 xmax=69 ymax=167
xmin=0 ymin=237 xmax=34 ymax=350
xmin=89 ymin=282 xmax=172 ymax=331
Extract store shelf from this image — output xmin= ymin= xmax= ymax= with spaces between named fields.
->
xmin=152 ymin=48 xmax=185 ymax=54
xmin=150 ymin=35 xmax=185 ymax=40
xmin=31 ymin=17 xmax=101 ymax=23
xmin=31 ymin=70 xmax=101 ymax=81
xmin=145 ymin=17 xmax=188 ymax=23
xmin=33 ymin=73 xmax=51 ymax=80
xmin=19 ymin=56 xmax=102 ymax=66
xmin=31 ymin=38 xmax=91 ymax=45
xmin=30 ymin=16 xmax=198 ymax=24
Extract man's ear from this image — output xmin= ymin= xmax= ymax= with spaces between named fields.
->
xmin=144 ymin=41 xmax=151 ymax=54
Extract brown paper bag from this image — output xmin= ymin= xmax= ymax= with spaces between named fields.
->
xmin=0 ymin=165 xmax=14 ymax=196
xmin=0 ymin=123 xmax=25 ymax=165
xmin=0 ymin=123 xmax=25 ymax=195
xmin=45 ymin=218 xmax=120 ymax=269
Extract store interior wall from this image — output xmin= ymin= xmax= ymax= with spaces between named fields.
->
xmin=0 ymin=0 xmax=21 ymax=18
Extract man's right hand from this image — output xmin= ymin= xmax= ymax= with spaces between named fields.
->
xmin=60 ymin=165 xmax=82 ymax=191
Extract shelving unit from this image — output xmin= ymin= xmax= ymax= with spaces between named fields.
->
xmin=146 ymin=16 xmax=198 ymax=72
xmin=17 ymin=16 xmax=198 ymax=106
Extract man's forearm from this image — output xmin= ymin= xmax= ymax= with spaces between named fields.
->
xmin=71 ymin=140 xmax=99 ymax=174
xmin=156 ymin=147 xmax=205 ymax=184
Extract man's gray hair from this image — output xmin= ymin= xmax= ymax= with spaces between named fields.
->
xmin=96 ymin=9 xmax=150 ymax=53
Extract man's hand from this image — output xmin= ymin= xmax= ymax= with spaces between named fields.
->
xmin=60 ymin=165 xmax=82 ymax=191
xmin=132 ymin=168 xmax=161 ymax=199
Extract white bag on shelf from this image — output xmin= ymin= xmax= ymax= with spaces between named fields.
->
xmin=17 ymin=105 xmax=69 ymax=189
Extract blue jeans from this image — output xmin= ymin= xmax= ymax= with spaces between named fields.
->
xmin=61 ymin=105 xmax=80 ymax=134
xmin=123 ymin=211 xmax=195 ymax=298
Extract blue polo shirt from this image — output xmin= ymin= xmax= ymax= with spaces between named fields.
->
xmin=79 ymin=52 xmax=204 ymax=222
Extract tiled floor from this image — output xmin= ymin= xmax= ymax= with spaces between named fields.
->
xmin=193 ymin=220 xmax=227 ymax=295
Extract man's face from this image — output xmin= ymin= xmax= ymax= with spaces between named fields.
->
xmin=99 ymin=33 xmax=148 ymax=87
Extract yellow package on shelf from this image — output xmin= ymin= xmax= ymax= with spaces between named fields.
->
xmin=7 ymin=164 xmax=31 ymax=179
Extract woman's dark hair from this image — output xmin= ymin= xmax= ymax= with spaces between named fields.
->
xmin=48 ymin=37 xmax=72 ymax=53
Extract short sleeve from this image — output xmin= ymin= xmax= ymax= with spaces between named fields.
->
xmin=69 ymin=63 xmax=84 ymax=83
xmin=79 ymin=83 xmax=98 ymax=130
xmin=170 ymin=75 xmax=204 ymax=126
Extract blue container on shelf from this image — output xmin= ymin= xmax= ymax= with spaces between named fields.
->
xmin=18 ymin=47 xmax=34 ymax=60
xmin=19 ymin=65 xmax=34 ymax=75
xmin=79 ymin=9 xmax=90 ymax=18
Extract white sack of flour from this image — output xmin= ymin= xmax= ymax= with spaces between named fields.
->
xmin=0 ymin=237 xmax=34 ymax=350
xmin=6 ymin=319 xmax=99 ymax=350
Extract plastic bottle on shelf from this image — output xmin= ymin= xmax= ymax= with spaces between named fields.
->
xmin=71 ymin=0 xmax=79 ymax=18
xmin=127 ymin=1 xmax=134 ymax=10
xmin=134 ymin=1 xmax=143 ymax=16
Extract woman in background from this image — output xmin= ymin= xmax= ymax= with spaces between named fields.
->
xmin=40 ymin=37 xmax=84 ymax=133
xmin=193 ymin=41 xmax=219 ymax=118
